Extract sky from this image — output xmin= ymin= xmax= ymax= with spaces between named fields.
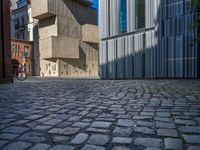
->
xmin=91 ymin=0 xmax=98 ymax=10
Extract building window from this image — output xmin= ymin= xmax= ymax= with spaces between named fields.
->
xmin=28 ymin=63 xmax=31 ymax=73
xmin=120 ymin=0 xmax=127 ymax=33
xmin=21 ymin=16 xmax=25 ymax=25
xmin=27 ymin=13 xmax=30 ymax=23
xmin=135 ymin=0 xmax=145 ymax=30
xmin=24 ymin=46 xmax=30 ymax=58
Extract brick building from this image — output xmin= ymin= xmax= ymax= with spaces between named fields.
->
xmin=0 ymin=0 xmax=12 ymax=83
xmin=11 ymin=39 xmax=33 ymax=76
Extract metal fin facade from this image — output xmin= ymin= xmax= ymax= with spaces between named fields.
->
xmin=99 ymin=0 xmax=199 ymax=79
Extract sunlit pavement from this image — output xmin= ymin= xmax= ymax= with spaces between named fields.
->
xmin=0 ymin=77 xmax=200 ymax=150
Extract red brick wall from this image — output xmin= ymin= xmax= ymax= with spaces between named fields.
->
xmin=0 ymin=0 xmax=12 ymax=83
xmin=11 ymin=40 xmax=33 ymax=76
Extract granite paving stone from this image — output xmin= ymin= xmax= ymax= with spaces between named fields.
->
xmin=112 ymin=137 xmax=132 ymax=144
xmin=53 ymin=135 xmax=69 ymax=143
xmin=87 ymin=134 xmax=109 ymax=146
xmin=134 ymin=127 xmax=155 ymax=135
xmin=157 ymin=129 xmax=178 ymax=137
xmin=0 ymin=78 xmax=200 ymax=149
xmin=134 ymin=138 xmax=163 ymax=147
xmin=0 ymin=133 xmax=19 ymax=140
xmin=0 ymin=140 xmax=8 ymax=148
xmin=49 ymin=145 xmax=75 ymax=150
xmin=18 ymin=131 xmax=47 ymax=143
xmin=2 ymin=141 xmax=32 ymax=150
xmin=113 ymin=127 xmax=132 ymax=136
xmin=91 ymin=121 xmax=112 ymax=128
xmin=164 ymin=138 xmax=183 ymax=150
xmin=117 ymin=119 xmax=134 ymax=127
xmin=179 ymin=126 xmax=200 ymax=134
xmin=71 ymin=133 xmax=88 ymax=144
xmin=187 ymin=146 xmax=200 ymax=150
xmin=29 ymin=143 xmax=51 ymax=150
xmin=112 ymin=146 xmax=131 ymax=150
xmin=81 ymin=144 xmax=105 ymax=150
xmin=183 ymin=135 xmax=200 ymax=144
xmin=2 ymin=126 xmax=29 ymax=134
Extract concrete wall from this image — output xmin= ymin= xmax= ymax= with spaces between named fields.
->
xmin=40 ymin=39 xmax=99 ymax=77
xmin=32 ymin=0 xmax=99 ymax=77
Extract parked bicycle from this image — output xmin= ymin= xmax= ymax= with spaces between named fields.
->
xmin=15 ymin=64 xmax=27 ymax=81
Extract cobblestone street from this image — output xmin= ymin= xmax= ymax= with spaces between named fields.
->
xmin=0 ymin=78 xmax=200 ymax=150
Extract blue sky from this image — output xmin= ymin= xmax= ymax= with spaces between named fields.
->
xmin=91 ymin=0 xmax=98 ymax=10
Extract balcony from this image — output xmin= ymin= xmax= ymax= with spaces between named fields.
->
xmin=32 ymin=0 xmax=57 ymax=20
xmin=82 ymin=24 xmax=99 ymax=44
xmin=15 ymin=24 xmax=25 ymax=31
xmin=40 ymin=36 xmax=80 ymax=59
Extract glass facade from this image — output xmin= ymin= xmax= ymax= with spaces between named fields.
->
xmin=135 ymin=0 xmax=145 ymax=30
xmin=120 ymin=0 xmax=127 ymax=33
xmin=99 ymin=0 xmax=199 ymax=79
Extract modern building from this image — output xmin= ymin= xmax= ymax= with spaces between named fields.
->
xmin=0 ymin=0 xmax=13 ymax=83
xmin=11 ymin=39 xmax=33 ymax=76
xmin=32 ymin=0 xmax=99 ymax=77
xmin=99 ymin=0 xmax=200 ymax=79
xmin=10 ymin=0 xmax=40 ymax=76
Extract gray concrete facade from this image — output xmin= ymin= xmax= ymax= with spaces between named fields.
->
xmin=99 ymin=0 xmax=200 ymax=79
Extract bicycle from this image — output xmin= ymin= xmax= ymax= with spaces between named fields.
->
xmin=15 ymin=66 xmax=28 ymax=81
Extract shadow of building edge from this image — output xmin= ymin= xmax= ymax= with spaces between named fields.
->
xmin=99 ymin=0 xmax=200 ymax=80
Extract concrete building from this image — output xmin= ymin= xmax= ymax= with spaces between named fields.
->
xmin=32 ymin=0 xmax=99 ymax=77
xmin=11 ymin=39 xmax=33 ymax=76
xmin=0 ymin=0 xmax=13 ymax=83
xmin=99 ymin=0 xmax=200 ymax=79
xmin=10 ymin=0 xmax=40 ymax=76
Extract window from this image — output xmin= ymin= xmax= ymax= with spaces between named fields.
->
xmin=24 ymin=46 xmax=30 ymax=58
xmin=28 ymin=63 xmax=31 ymax=73
xmin=135 ymin=0 xmax=145 ymax=29
xmin=18 ymin=45 xmax=20 ymax=58
xmin=120 ymin=0 xmax=127 ymax=33
xmin=22 ymin=32 xmax=25 ymax=40
xmin=21 ymin=16 xmax=25 ymax=25
xmin=27 ymin=13 xmax=30 ymax=23
xmin=27 ymin=31 xmax=30 ymax=40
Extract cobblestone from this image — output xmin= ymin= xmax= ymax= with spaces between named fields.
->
xmin=30 ymin=143 xmax=51 ymax=150
xmin=81 ymin=144 xmax=105 ymax=150
xmin=183 ymin=135 xmax=200 ymax=144
xmin=134 ymin=138 xmax=163 ymax=147
xmin=134 ymin=127 xmax=155 ymax=135
xmin=164 ymin=138 xmax=183 ymax=150
xmin=0 ymin=78 xmax=200 ymax=149
xmin=117 ymin=119 xmax=134 ymax=127
xmin=157 ymin=129 xmax=178 ymax=137
xmin=49 ymin=145 xmax=75 ymax=150
xmin=113 ymin=127 xmax=132 ymax=136
xmin=91 ymin=121 xmax=112 ymax=128
xmin=2 ymin=141 xmax=32 ymax=150
xmin=87 ymin=134 xmax=109 ymax=146
xmin=112 ymin=137 xmax=132 ymax=144
xmin=71 ymin=133 xmax=88 ymax=144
